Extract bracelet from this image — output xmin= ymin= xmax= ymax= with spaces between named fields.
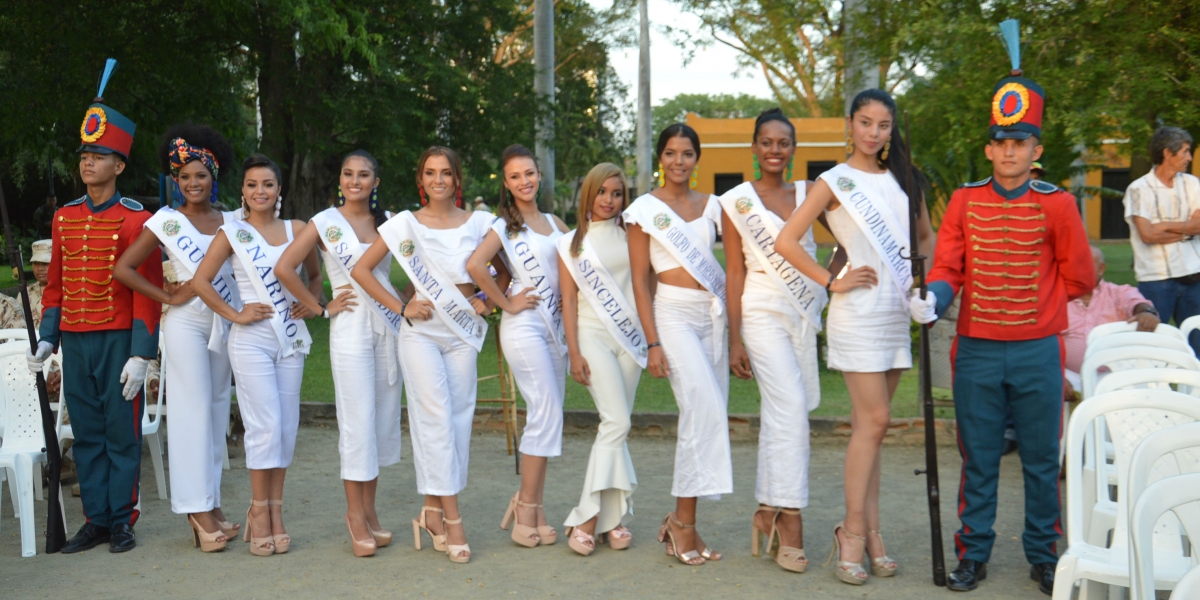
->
xmin=825 ymin=274 xmax=836 ymax=292
xmin=647 ymin=341 xmax=662 ymax=349
xmin=319 ymin=303 xmax=329 ymax=319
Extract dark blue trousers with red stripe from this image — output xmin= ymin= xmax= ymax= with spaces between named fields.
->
xmin=951 ymin=334 xmax=1061 ymax=565
xmin=62 ymin=330 xmax=142 ymax=529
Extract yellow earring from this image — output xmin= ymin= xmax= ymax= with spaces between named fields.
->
xmin=846 ymin=132 xmax=855 ymax=156
xmin=689 ymin=168 xmax=698 ymax=189
xmin=881 ymin=138 xmax=891 ymax=161
xmin=657 ymin=169 xmax=665 ymax=188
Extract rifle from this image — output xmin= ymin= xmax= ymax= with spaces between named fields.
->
xmin=902 ymin=111 xmax=946 ymax=586
xmin=0 ymin=178 xmax=67 ymax=553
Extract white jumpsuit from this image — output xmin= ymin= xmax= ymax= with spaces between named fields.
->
xmin=228 ymin=221 xmax=307 ymax=470
xmin=399 ymin=211 xmax=492 ymax=496
xmin=562 ymin=219 xmax=642 ymax=533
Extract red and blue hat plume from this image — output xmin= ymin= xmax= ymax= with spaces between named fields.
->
xmin=988 ymin=20 xmax=1044 ymax=141
xmin=78 ymin=58 xmax=136 ymax=158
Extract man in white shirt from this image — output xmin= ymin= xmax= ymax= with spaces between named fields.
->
xmin=1123 ymin=126 xmax=1200 ymax=353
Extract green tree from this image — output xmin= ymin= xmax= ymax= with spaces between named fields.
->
xmin=652 ymin=93 xmax=778 ymax=137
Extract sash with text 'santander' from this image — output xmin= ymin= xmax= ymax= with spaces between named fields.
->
xmin=312 ymin=207 xmax=403 ymax=337
xmin=719 ymin=181 xmax=827 ymax=330
xmin=222 ymin=221 xmax=312 ymax=357
xmin=555 ymin=230 xmax=648 ymax=367
xmin=381 ymin=212 xmax=487 ymax=352
xmin=623 ymin=194 xmax=726 ymax=302
xmin=492 ymin=217 xmax=567 ymax=357
xmin=820 ymin=164 xmax=912 ymax=299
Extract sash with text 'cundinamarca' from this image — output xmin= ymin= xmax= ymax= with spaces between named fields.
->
xmin=312 ymin=207 xmax=402 ymax=337
xmin=820 ymin=164 xmax=912 ymax=299
xmin=718 ymin=181 xmax=827 ymax=330
xmin=624 ymin=194 xmax=726 ymax=302
xmin=555 ymin=229 xmax=647 ymax=367
xmin=492 ymin=217 xmax=567 ymax=357
xmin=222 ymin=220 xmax=312 ymax=357
xmin=381 ymin=212 xmax=487 ymax=351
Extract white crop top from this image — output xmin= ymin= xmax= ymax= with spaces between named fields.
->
xmin=231 ymin=220 xmax=297 ymax=301
xmin=414 ymin=211 xmax=492 ymax=285
xmin=642 ymin=195 xmax=721 ymax=274
xmin=742 ymin=184 xmax=818 ymax=272
xmin=163 ymin=210 xmax=239 ymax=282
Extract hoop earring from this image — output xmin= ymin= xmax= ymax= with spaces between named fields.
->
xmin=881 ymin=138 xmax=891 ymax=162
xmin=689 ymin=167 xmax=698 ymax=190
xmin=785 ymin=157 xmax=794 ymax=181
xmin=370 ymin=187 xmax=378 ymax=212
xmin=657 ymin=169 xmax=665 ymax=188
xmin=336 ymin=185 xmax=345 ymax=207
xmin=846 ymin=132 xmax=855 ymax=156
xmin=419 ymin=186 xmax=427 ymax=207
xmin=752 ymin=155 xmax=761 ymax=180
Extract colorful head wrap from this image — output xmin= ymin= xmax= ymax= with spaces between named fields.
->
xmin=168 ymin=137 xmax=220 ymax=177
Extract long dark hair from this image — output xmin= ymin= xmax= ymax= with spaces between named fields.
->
xmin=497 ymin=144 xmax=539 ymax=237
xmin=848 ymin=89 xmax=928 ymax=203
xmin=569 ymin=162 xmax=628 ymax=257
xmin=341 ymin=149 xmax=387 ymax=227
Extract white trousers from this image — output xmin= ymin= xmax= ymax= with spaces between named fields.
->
xmin=563 ymin=318 xmax=641 ymax=532
xmin=399 ymin=318 xmax=477 ymax=496
xmin=330 ymin=302 xmax=403 ymax=482
xmin=164 ymin=303 xmax=232 ymax=514
xmin=501 ymin=310 xmax=567 ymax=458
xmin=741 ymin=272 xmax=819 ymax=508
xmin=654 ymin=283 xmax=732 ymax=499
xmin=229 ymin=321 xmax=304 ymax=470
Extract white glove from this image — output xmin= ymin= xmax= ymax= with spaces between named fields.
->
xmin=26 ymin=340 xmax=53 ymax=374
xmin=909 ymin=289 xmax=938 ymax=324
xmin=119 ymin=357 xmax=150 ymax=401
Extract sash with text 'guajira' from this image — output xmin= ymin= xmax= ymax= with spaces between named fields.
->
xmin=492 ymin=217 xmax=567 ymax=357
xmin=222 ymin=221 xmax=312 ymax=357
xmin=381 ymin=212 xmax=487 ymax=352
xmin=624 ymin=194 xmax=726 ymax=302
xmin=820 ymin=164 xmax=912 ymax=299
xmin=311 ymin=207 xmax=403 ymax=337
xmin=718 ymin=181 xmax=827 ymax=330
xmin=555 ymin=229 xmax=648 ymax=367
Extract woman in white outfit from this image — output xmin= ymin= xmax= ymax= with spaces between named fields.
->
xmin=353 ymin=146 xmax=494 ymax=564
xmin=193 ymin=153 xmax=323 ymax=557
xmin=722 ymin=108 xmax=837 ymax=574
xmin=277 ymin=150 xmax=403 ymax=558
xmin=468 ymin=144 xmax=570 ymax=549
xmin=776 ymin=89 xmax=934 ymax=585
xmin=558 ymin=163 xmax=641 ymax=556
xmin=115 ymin=124 xmax=241 ymax=552
xmin=626 ymin=124 xmax=729 ymax=566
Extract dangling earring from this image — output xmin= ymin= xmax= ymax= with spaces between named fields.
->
xmin=785 ymin=157 xmax=794 ymax=181
xmin=336 ymin=185 xmax=345 ymax=207
xmin=170 ymin=180 xmax=182 ymax=207
xmin=370 ymin=187 xmax=378 ymax=212
xmin=211 ymin=179 xmax=219 ymax=204
xmin=275 ymin=197 xmax=282 ymax=219
xmin=657 ymin=169 xmax=665 ymax=188
xmin=752 ymin=155 xmax=761 ymax=180
xmin=846 ymin=132 xmax=855 ymax=156
xmin=241 ymin=196 xmax=248 ymax=215
xmin=456 ymin=187 xmax=463 ymax=209
xmin=689 ymin=167 xmax=698 ymax=190
xmin=419 ymin=186 xmax=427 ymax=207
xmin=586 ymin=210 xmax=593 ymax=221
xmin=536 ymin=185 xmax=542 ymax=204
xmin=881 ymin=138 xmax=891 ymax=162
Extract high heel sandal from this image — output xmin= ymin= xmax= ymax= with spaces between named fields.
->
xmin=243 ymin=500 xmax=275 ymax=556
xmin=267 ymin=499 xmax=290 ymax=553
xmin=188 ymin=514 xmax=228 ymax=553
xmin=602 ymin=525 xmax=632 ymax=550
xmin=825 ymin=522 xmax=868 ymax=585
xmin=412 ymin=506 xmax=448 ymax=552
xmin=443 ymin=517 xmax=470 ymax=564
xmin=565 ymin=526 xmax=596 ymax=556
xmin=768 ymin=508 xmax=807 ymax=573
xmin=751 ymin=505 xmax=779 ymax=557
xmin=499 ymin=492 xmax=540 ymax=548
xmin=657 ymin=513 xmax=705 ymax=565
xmin=215 ymin=517 xmax=241 ymax=540
xmin=535 ymin=503 xmax=557 ymax=545
xmin=345 ymin=514 xmax=377 ymax=557
xmin=867 ymin=529 xmax=898 ymax=577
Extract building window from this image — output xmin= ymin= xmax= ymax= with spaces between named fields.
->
xmin=714 ymin=173 xmax=744 ymax=196
xmin=1100 ymin=168 xmax=1131 ymax=239
xmin=807 ymin=161 xmax=837 ymax=181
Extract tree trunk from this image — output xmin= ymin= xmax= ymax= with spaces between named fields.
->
xmin=636 ymin=0 xmax=652 ymax=196
xmin=534 ymin=0 xmax=556 ymax=212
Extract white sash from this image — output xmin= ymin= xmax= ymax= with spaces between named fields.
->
xmin=380 ymin=212 xmax=488 ymax=352
xmin=491 ymin=216 xmax=567 ymax=357
xmin=718 ymin=181 xmax=827 ymax=330
xmin=623 ymin=194 xmax=726 ymax=302
xmin=821 ymin=165 xmax=913 ymax=298
xmin=146 ymin=207 xmax=239 ymax=350
xmin=312 ymin=208 xmax=403 ymax=337
xmin=222 ymin=221 xmax=312 ymax=357
xmin=555 ymin=229 xmax=648 ymax=367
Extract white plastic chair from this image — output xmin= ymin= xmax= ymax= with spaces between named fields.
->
xmin=1088 ymin=321 xmax=1186 ymax=346
xmin=1178 ymin=315 xmax=1200 ymax=343
xmin=1081 ymin=347 xmax=1200 ymax=400
xmin=1125 ymin=423 xmax=1200 ymax=599
xmin=1094 ymin=368 xmax=1200 ymax=398
xmin=1055 ymin=389 xmax=1200 ymax=599
xmin=1129 ymin=472 xmax=1200 ymax=600
xmin=1085 ymin=332 xmax=1194 ymax=360
xmin=0 ymin=341 xmax=67 ymax=557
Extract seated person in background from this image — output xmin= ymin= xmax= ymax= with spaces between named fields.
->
xmin=0 ymin=239 xmax=60 ymax=395
xmin=1062 ymin=245 xmax=1160 ymax=397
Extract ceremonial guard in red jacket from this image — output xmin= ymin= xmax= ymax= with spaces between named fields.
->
xmin=909 ymin=21 xmax=1094 ymax=595
xmin=27 ymin=59 xmax=164 ymax=554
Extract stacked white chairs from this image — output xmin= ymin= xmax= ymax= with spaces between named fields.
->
xmin=1085 ymin=332 xmax=1194 ymax=360
xmin=1127 ymin=423 xmax=1200 ymax=599
xmin=1055 ymin=389 xmax=1200 ymax=599
xmin=0 ymin=341 xmax=67 ymax=557
xmin=1178 ymin=315 xmax=1200 ymax=343
xmin=1087 ymin=321 xmax=1186 ymax=346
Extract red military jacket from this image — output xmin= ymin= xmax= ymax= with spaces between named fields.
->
xmin=39 ymin=192 xmax=163 ymax=357
xmin=927 ymin=177 xmax=1094 ymax=341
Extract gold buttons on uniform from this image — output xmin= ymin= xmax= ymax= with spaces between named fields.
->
xmin=112 ymin=234 xmax=119 ymax=240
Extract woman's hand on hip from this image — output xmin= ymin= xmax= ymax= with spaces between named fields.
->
xmin=404 ymin=299 xmax=435 ymax=321
xmin=830 ymin=265 xmax=877 ymax=293
xmin=327 ymin=290 xmax=358 ymax=315
xmin=235 ymin=302 xmax=276 ymax=325
xmin=505 ymin=286 xmax=541 ymax=314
